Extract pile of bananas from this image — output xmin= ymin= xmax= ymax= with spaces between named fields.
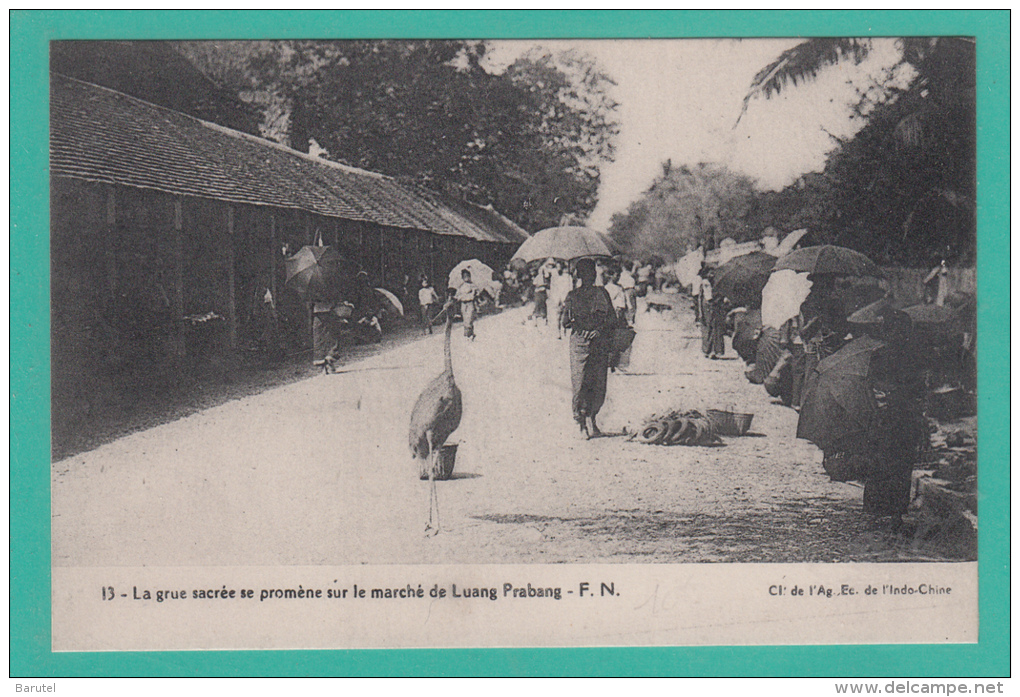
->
xmin=629 ymin=409 xmax=720 ymax=446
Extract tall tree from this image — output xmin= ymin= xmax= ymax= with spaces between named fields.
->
xmin=176 ymin=40 xmax=619 ymax=232
xmin=608 ymin=162 xmax=759 ymax=260
xmin=740 ymin=37 xmax=975 ymax=266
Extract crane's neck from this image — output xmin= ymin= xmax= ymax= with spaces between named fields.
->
xmin=444 ymin=301 xmax=454 ymax=374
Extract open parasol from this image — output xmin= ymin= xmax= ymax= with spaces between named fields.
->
xmin=761 ymin=269 xmax=813 ymax=329
xmin=508 ymin=257 xmax=530 ymax=273
xmin=732 ymin=308 xmax=762 ymax=364
xmin=374 ymin=287 xmax=404 ymax=316
xmin=796 ymin=335 xmax=885 ymax=452
xmin=284 ymin=246 xmax=358 ymax=303
xmin=746 ymin=325 xmax=784 ymax=384
xmin=511 ymin=225 xmax=614 ymax=263
xmin=712 ymin=251 xmax=776 ymax=308
xmin=774 ymin=245 xmax=882 ymax=278
xmin=844 ymin=298 xmax=891 ymax=342
xmin=901 ymin=303 xmax=967 ymax=347
xmin=448 ymin=259 xmax=501 ymax=298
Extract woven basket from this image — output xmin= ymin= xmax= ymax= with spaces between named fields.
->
xmin=707 ymin=409 xmax=754 ymax=436
xmin=419 ymin=443 xmax=458 ymax=481
xmin=731 ymin=412 xmax=754 ymax=435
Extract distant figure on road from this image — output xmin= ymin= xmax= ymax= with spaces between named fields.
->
xmin=312 ymin=299 xmax=349 ymax=373
xmin=603 ymin=268 xmax=633 ymax=372
xmin=454 ymin=268 xmax=479 ymax=340
xmin=549 ymin=261 xmax=573 ymax=339
xmin=701 ymin=272 xmax=726 ymax=359
xmin=352 ymin=271 xmax=383 ymax=344
xmin=528 ymin=260 xmax=552 ymax=326
xmin=418 ymin=277 xmax=439 ymax=336
xmin=562 ymin=258 xmax=615 ymax=439
xmin=636 ymin=261 xmax=653 ymax=297
xmin=618 ymin=262 xmax=637 ymax=324
xmin=692 ymin=264 xmax=706 ymax=324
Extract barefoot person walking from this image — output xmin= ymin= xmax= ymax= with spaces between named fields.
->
xmin=454 ymin=268 xmax=479 ymax=340
xmin=562 ymin=258 xmax=615 ymax=439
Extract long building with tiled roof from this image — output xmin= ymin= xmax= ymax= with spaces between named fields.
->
xmin=50 ymin=72 xmax=528 ymax=245
xmin=49 ymin=71 xmax=529 ymax=434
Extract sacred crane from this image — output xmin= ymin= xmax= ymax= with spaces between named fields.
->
xmin=408 ymin=297 xmax=462 ymax=535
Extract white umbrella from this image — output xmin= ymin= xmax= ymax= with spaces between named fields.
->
xmin=761 ymin=269 xmax=813 ymax=329
xmin=674 ymin=248 xmax=705 ymax=291
xmin=511 ymin=226 xmax=613 ymax=262
xmin=448 ymin=259 xmax=500 ymax=298
xmin=374 ymin=287 xmax=404 ymax=316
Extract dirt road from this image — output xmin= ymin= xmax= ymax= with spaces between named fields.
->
xmin=53 ymin=294 xmax=946 ymax=566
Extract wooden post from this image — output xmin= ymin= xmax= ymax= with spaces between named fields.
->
xmin=304 ymin=212 xmax=314 ymax=350
xmin=226 ymin=205 xmax=238 ymax=349
xmin=429 ymin=235 xmax=436 ymax=287
xmin=170 ymin=198 xmax=186 ymax=359
xmin=269 ymin=213 xmax=278 ymax=300
xmin=358 ymin=226 xmax=364 ymax=270
xmin=105 ymin=187 xmax=117 ymax=299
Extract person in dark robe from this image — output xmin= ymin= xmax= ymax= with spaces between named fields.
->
xmin=796 ymin=275 xmax=849 ymax=407
xmin=350 ymin=271 xmax=382 ymax=344
xmin=808 ymin=308 xmax=927 ymax=521
xmin=701 ymin=272 xmax=727 ymax=359
xmin=562 ymin=258 xmax=615 ymax=439
xmin=311 ymin=300 xmax=345 ymax=373
xmin=863 ymin=309 xmax=927 ymax=517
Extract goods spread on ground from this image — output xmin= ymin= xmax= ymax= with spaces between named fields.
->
xmin=628 ymin=409 xmax=720 ymax=446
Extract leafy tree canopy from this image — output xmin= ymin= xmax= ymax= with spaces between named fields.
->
xmin=742 ymin=37 xmax=975 ymax=267
xmin=608 ymin=161 xmax=760 ymax=261
xmin=177 ymin=40 xmax=619 ymax=232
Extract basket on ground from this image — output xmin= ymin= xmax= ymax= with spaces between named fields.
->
xmin=707 ymin=409 xmax=754 ymax=436
xmin=419 ymin=443 xmax=458 ymax=481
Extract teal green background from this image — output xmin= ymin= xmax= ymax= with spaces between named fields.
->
xmin=11 ymin=10 xmax=1009 ymax=676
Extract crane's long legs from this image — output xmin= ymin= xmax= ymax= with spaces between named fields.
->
xmin=424 ymin=430 xmax=440 ymax=537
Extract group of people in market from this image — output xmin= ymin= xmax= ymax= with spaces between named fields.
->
xmin=514 ymin=256 xmax=641 ymax=439
xmin=310 ymin=270 xmax=386 ymax=373
xmin=416 ymin=268 xmax=485 ymax=340
xmin=306 ymin=260 xmax=512 ymax=374
xmin=691 ymin=258 xmax=963 ymax=522
xmin=413 ymin=254 xmax=643 ymax=441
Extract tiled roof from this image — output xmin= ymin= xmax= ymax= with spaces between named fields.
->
xmin=50 ymin=41 xmax=262 ymax=136
xmin=50 ymin=73 xmax=529 ymax=245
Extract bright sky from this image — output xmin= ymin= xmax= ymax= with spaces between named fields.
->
xmin=487 ymin=38 xmax=909 ymax=231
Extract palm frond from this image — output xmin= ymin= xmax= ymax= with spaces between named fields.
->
xmin=736 ymin=38 xmax=871 ymax=125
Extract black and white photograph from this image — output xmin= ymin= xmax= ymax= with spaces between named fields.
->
xmin=47 ymin=36 xmax=978 ymax=649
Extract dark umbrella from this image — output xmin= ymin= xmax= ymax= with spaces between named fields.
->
xmin=732 ymin=308 xmax=762 ymax=364
xmin=284 ymin=246 xmax=357 ymax=303
xmin=846 ymin=297 xmax=894 ymax=331
xmin=712 ymin=252 xmax=776 ymax=308
xmin=796 ymin=335 xmax=885 ymax=451
xmin=508 ymin=257 xmax=530 ymax=273
xmin=511 ymin=225 xmax=613 ymax=263
xmin=833 ymin=277 xmax=888 ymax=315
xmin=902 ymin=303 xmax=965 ymax=347
xmin=902 ymin=303 xmax=959 ymax=327
xmin=774 ymin=245 xmax=882 ymax=277
xmin=746 ymin=325 xmax=783 ymax=384
xmin=374 ymin=287 xmax=404 ymax=317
